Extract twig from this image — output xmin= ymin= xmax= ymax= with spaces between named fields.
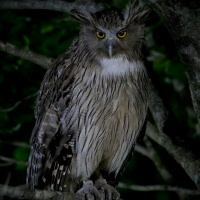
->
xmin=144 ymin=137 xmax=173 ymax=182
xmin=0 ymin=156 xmax=27 ymax=166
xmin=118 ymin=182 xmax=200 ymax=195
xmin=0 ymin=40 xmax=52 ymax=69
xmin=4 ymin=172 xmax=11 ymax=186
xmin=0 ymin=184 xmax=84 ymax=200
xmin=0 ymin=0 xmax=104 ymax=13
xmin=0 ymin=92 xmax=37 ymax=112
xmin=146 ymin=122 xmax=200 ymax=188
xmin=135 ymin=142 xmax=173 ymax=182
xmin=135 ymin=144 xmax=151 ymax=157
xmin=0 ymin=140 xmax=29 ymax=148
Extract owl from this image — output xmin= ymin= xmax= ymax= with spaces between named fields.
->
xmin=26 ymin=1 xmax=149 ymax=200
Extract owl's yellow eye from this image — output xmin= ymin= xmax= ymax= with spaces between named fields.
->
xmin=117 ymin=31 xmax=127 ymax=39
xmin=96 ymin=31 xmax=106 ymax=39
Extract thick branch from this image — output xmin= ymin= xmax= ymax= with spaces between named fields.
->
xmin=0 ymin=0 xmax=103 ymax=13
xmin=1 ymin=183 xmax=199 ymax=200
xmin=0 ymin=184 xmax=84 ymax=200
xmin=0 ymin=40 xmax=52 ymax=69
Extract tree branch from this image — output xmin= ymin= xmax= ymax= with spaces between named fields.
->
xmin=0 ymin=184 xmax=84 ymax=200
xmin=0 ymin=0 xmax=104 ymax=13
xmin=146 ymin=122 xmax=200 ymax=189
xmin=0 ymin=156 xmax=27 ymax=166
xmin=1 ymin=183 xmax=199 ymax=200
xmin=118 ymin=182 xmax=200 ymax=195
xmin=0 ymin=92 xmax=37 ymax=112
xmin=135 ymin=142 xmax=173 ymax=182
xmin=0 ymin=40 xmax=52 ymax=69
xmin=0 ymin=140 xmax=29 ymax=148
xmin=144 ymin=137 xmax=173 ymax=182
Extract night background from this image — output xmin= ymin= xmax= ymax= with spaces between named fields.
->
xmin=0 ymin=0 xmax=200 ymax=199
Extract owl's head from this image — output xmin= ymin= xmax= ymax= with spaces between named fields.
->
xmin=71 ymin=1 xmax=150 ymax=60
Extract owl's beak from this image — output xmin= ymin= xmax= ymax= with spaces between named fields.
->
xmin=107 ymin=39 xmax=113 ymax=58
xmin=108 ymin=45 xmax=112 ymax=57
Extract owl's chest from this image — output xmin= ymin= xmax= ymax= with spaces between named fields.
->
xmin=70 ymin=68 xmax=146 ymax=139
xmin=70 ymin=59 xmax=147 ymax=128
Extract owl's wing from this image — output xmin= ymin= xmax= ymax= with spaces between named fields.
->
xmin=27 ymin=39 xmax=78 ymax=190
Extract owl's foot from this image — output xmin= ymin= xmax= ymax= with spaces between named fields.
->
xmin=95 ymin=179 xmax=120 ymax=200
xmin=77 ymin=180 xmax=103 ymax=200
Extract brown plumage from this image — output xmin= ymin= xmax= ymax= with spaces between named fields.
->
xmin=26 ymin=1 xmax=150 ymax=199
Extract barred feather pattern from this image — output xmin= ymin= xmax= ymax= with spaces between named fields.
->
xmin=27 ymin=3 xmax=149 ymax=193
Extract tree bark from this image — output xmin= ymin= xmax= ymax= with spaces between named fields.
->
xmin=0 ymin=40 xmax=52 ymax=69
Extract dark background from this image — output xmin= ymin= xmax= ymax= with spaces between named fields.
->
xmin=0 ymin=0 xmax=200 ymax=199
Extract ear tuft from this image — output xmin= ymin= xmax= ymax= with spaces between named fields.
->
xmin=124 ymin=0 xmax=151 ymax=25
xmin=70 ymin=9 xmax=92 ymax=25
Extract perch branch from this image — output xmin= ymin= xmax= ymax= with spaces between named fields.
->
xmin=0 ymin=0 xmax=103 ymax=13
xmin=0 ymin=40 xmax=52 ymax=69
xmin=0 ymin=183 xmax=199 ymax=200
xmin=0 ymin=184 xmax=84 ymax=200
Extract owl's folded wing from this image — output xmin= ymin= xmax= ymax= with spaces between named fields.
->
xmin=26 ymin=43 xmax=78 ymax=190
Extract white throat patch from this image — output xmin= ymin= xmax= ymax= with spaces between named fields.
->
xmin=100 ymin=56 xmax=138 ymax=76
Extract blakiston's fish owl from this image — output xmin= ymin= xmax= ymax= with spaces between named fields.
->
xmin=27 ymin=1 xmax=150 ymax=199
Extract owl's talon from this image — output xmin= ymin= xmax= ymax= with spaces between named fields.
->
xmin=95 ymin=179 xmax=120 ymax=200
xmin=76 ymin=180 xmax=103 ymax=200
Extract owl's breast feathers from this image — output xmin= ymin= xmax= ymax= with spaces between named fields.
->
xmin=27 ymin=42 xmax=148 ymax=191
